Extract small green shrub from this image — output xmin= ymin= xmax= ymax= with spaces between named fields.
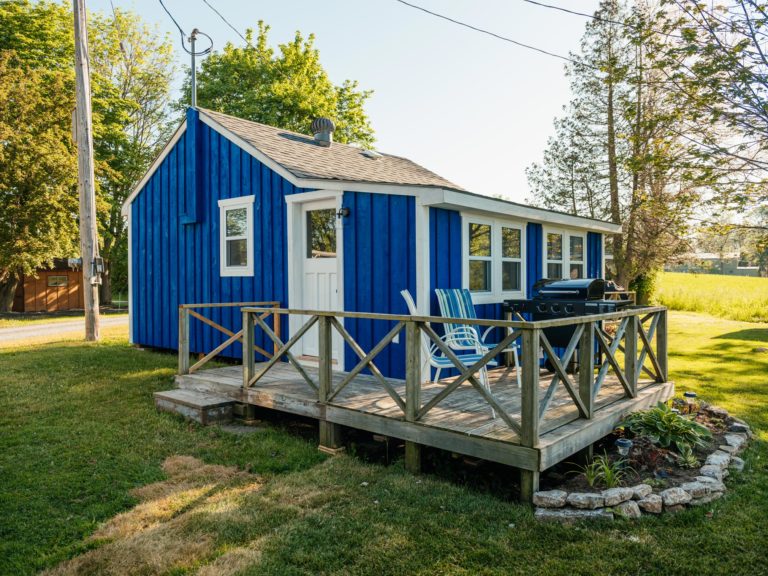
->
xmin=571 ymin=453 xmax=633 ymax=488
xmin=675 ymin=443 xmax=699 ymax=469
xmin=623 ymin=402 xmax=712 ymax=452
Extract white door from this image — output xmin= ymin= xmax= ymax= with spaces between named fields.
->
xmin=301 ymin=200 xmax=339 ymax=358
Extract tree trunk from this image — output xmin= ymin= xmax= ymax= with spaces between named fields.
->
xmin=0 ymin=271 xmax=20 ymax=312
xmin=99 ymin=259 xmax=112 ymax=305
xmin=606 ymin=65 xmax=626 ymax=286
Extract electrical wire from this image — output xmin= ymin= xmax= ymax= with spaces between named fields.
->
xmin=158 ymin=0 xmax=212 ymax=56
xmin=393 ymin=0 xmax=589 ymax=67
xmin=201 ymin=0 xmax=253 ymax=48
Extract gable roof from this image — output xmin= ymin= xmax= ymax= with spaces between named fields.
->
xmin=199 ymin=108 xmax=465 ymax=192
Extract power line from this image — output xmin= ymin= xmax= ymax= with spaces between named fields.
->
xmin=520 ymin=0 xmax=683 ymax=40
xmin=157 ymin=0 xmax=212 ymax=56
xmin=201 ymin=0 xmax=252 ymax=48
xmin=393 ymin=0 xmax=588 ymax=67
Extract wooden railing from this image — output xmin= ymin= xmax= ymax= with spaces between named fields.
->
xmin=178 ymin=301 xmax=280 ymax=375
xmin=239 ymin=305 xmax=668 ymax=447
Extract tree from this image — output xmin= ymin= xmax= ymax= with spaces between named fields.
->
xmin=0 ymin=51 xmax=79 ymax=310
xmin=182 ymin=22 xmax=375 ymax=147
xmin=0 ymin=0 xmax=175 ymax=304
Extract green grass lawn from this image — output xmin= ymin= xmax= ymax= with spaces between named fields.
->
xmin=0 ymin=312 xmax=128 ymax=328
xmin=0 ymin=314 xmax=766 ymax=576
xmin=656 ymin=271 xmax=768 ymax=322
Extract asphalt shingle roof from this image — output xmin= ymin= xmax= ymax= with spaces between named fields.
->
xmin=200 ymin=108 xmax=465 ymax=191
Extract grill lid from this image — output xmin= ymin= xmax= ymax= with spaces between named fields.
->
xmin=534 ymin=278 xmax=605 ymax=301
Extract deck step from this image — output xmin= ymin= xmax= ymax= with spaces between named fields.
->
xmin=154 ymin=389 xmax=234 ymax=425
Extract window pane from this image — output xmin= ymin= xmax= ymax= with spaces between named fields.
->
xmin=307 ymin=209 xmax=336 ymax=258
xmin=227 ymin=239 xmax=248 ymax=267
xmin=547 ymin=233 xmax=562 ymax=260
xmin=547 ymin=263 xmax=563 ymax=279
xmin=570 ymin=263 xmax=584 ymax=279
xmin=226 ymin=207 xmax=248 ymax=237
xmin=47 ymin=275 xmax=68 ymax=287
xmin=469 ymin=260 xmax=491 ymax=292
xmin=502 ymin=227 xmax=521 ymax=259
xmin=570 ymin=236 xmax=584 ymax=262
xmin=469 ymin=223 xmax=491 ymax=257
xmin=502 ymin=261 xmax=521 ymax=291
xmin=604 ymin=237 xmax=614 ymax=257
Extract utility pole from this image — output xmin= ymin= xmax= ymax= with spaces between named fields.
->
xmin=190 ymin=28 xmax=199 ymax=107
xmin=73 ymin=0 xmax=101 ymax=341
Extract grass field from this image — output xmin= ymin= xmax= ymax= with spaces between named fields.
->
xmin=0 ymin=312 xmax=128 ymax=328
xmin=0 ymin=313 xmax=766 ymax=575
xmin=655 ymin=271 xmax=768 ymax=322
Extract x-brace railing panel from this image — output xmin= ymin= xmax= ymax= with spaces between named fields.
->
xmin=417 ymin=323 xmax=522 ymax=435
xmin=327 ymin=318 xmax=406 ymax=412
xmin=593 ymin=317 xmax=629 ymax=398
xmin=538 ymin=326 xmax=588 ymax=419
xmin=594 ymin=323 xmax=634 ymax=397
xmin=248 ymin=313 xmax=319 ymax=392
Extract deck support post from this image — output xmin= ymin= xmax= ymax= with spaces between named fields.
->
xmin=656 ymin=309 xmax=668 ymax=382
xmin=625 ymin=315 xmax=639 ymax=397
xmin=404 ymin=320 xmax=422 ymax=473
xmin=179 ymin=307 xmax=190 ymax=375
xmin=520 ymin=327 xmax=540 ymax=503
xmin=242 ymin=310 xmax=255 ymax=388
xmin=578 ymin=321 xmax=595 ymax=419
xmin=318 ymin=316 xmax=343 ymax=452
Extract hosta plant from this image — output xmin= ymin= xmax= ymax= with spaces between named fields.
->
xmin=675 ymin=443 xmax=699 ymax=469
xmin=622 ymin=402 xmax=712 ymax=452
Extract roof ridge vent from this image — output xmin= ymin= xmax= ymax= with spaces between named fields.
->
xmin=311 ymin=117 xmax=335 ymax=147
xmin=361 ymin=148 xmax=383 ymax=160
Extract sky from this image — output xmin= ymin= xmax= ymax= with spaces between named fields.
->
xmin=90 ymin=0 xmax=601 ymax=203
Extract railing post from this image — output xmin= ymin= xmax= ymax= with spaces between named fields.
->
xmin=242 ymin=310 xmax=254 ymax=389
xmin=178 ymin=306 xmax=190 ymax=375
xmin=404 ymin=320 xmax=422 ymax=473
xmin=578 ymin=320 xmax=595 ymax=419
xmin=272 ymin=305 xmax=281 ymax=357
xmin=318 ymin=315 xmax=342 ymax=452
xmin=624 ymin=314 xmax=639 ymax=397
xmin=520 ymin=326 xmax=540 ymax=502
xmin=657 ymin=309 xmax=668 ymax=382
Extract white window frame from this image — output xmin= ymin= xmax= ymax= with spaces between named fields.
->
xmin=218 ymin=195 xmax=255 ymax=277
xmin=462 ymin=214 xmax=526 ymax=304
xmin=543 ymin=226 xmax=587 ymax=281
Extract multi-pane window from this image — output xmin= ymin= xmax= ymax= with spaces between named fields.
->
xmin=546 ymin=232 xmax=563 ymax=279
xmin=545 ymin=229 xmax=586 ymax=280
xmin=219 ymin=195 xmax=254 ymax=276
xmin=468 ymin=223 xmax=492 ymax=292
xmin=501 ymin=226 xmax=522 ymax=291
xmin=465 ymin=218 xmax=525 ymax=299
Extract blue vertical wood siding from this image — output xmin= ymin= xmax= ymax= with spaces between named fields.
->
xmin=131 ymin=114 xmax=306 ymax=358
xmin=342 ymin=192 xmax=416 ymax=379
xmin=526 ymin=222 xmax=544 ymax=297
xmin=587 ymin=231 xmax=603 ymax=278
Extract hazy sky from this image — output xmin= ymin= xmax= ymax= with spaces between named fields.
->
xmin=90 ymin=0 xmax=601 ymax=203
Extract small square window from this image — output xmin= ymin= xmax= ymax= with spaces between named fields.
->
xmin=469 ymin=260 xmax=491 ymax=292
xmin=219 ymin=196 xmax=254 ymax=277
xmin=226 ymin=208 xmax=248 ymax=237
xmin=48 ymin=275 xmax=68 ymax=287
xmin=227 ymin=239 xmax=248 ymax=267
xmin=547 ymin=263 xmax=563 ymax=279
xmin=502 ymin=261 xmax=521 ymax=291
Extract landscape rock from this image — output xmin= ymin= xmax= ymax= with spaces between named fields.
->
xmin=535 ymin=507 xmax=613 ymax=523
xmin=752 ymin=346 xmax=768 ymax=353
xmin=728 ymin=422 xmax=751 ymax=436
xmin=718 ymin=444 xmax=738 ymax=454
xmin=699 ymin=464 xmax=726 ymax=481
xmin=705 ymin=451 xmax=731 ymax=470
xmin=661 ymin=487 xmax=692 ymax=507
xmin=637 ymin=494 xmax=663 ymax=514
xmin=567 ymin=492 xmax=605 ymax=509
xmin=724 ymin=433 xmax=748 ymax=452
xmin=695 ymin=476 xmax=726 ymax=492
xmin=689 ymin=492 xmax=724 ymax=506
xmin=680 ymin=481 xmax=711 ymax=498
xmin=533 ymin=490 xmax=568 ymax=508
xmin=614 ymin=500 xmax=642 ymax=519
xmin=631 ymin=484 xmax=653 ymax=500
xmin=602 ymin=487 xmax=635 ymax=507
xmin=702 ymin=404 xmax=728 ymax=419
xmin=729 ymin=456 xmax=745 ymax=472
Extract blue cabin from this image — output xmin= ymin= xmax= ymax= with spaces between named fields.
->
xmin=123 ymin=108 xmax=620 ymax=379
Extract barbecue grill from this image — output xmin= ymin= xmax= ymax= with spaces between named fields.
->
xmin=503 ymin=278 xmax=632 ymax=349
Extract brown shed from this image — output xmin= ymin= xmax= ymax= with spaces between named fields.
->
xmin=12 ymin=259 xmax=84 ymax=312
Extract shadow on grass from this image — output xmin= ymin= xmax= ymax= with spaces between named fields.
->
xmin=713 ymin=328 xmax=768 ymax=342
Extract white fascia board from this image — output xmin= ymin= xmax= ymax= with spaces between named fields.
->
xmin=423 ymin=189 xmax=622 ymax=234
xmin=121 ymin=120 xmax=187 ymax=217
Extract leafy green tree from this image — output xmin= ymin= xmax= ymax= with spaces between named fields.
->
xmin=183 ymin=22 xmax=375 ymax=147
xmin=0 ymin=51 xmax=79 ymax=310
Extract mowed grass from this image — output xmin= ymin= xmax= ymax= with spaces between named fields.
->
xmin=0 ymin=313 xmax=127 ymax=328
xmin=656 ymin=271 xmax=768 ymax=322
xmin=1 ymin=315 xmax=767 ymax=575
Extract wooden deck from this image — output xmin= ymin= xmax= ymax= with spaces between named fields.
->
xmin=176 ymin=363 xmax=674 ymax=472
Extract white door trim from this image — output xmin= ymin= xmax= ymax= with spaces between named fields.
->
xmin=287 ymin=190 xmax=344 ymax=370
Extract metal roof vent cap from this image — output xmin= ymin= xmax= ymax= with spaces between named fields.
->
xmin=311 ymin=117 xmax=335 ymax=147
